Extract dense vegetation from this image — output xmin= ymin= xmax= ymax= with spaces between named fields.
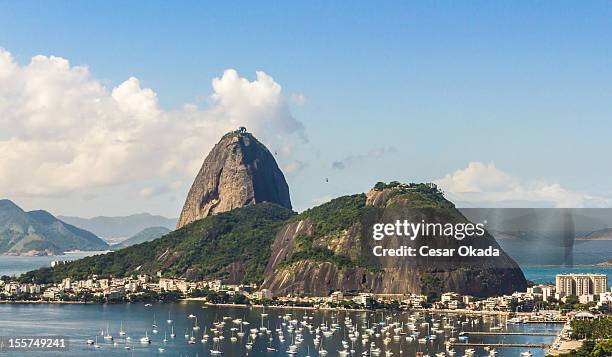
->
xmin=276 ymin=194 xmax=367 ymax=270
xmin=373 ymin=181 xmax=453 ymax=209
xmin=420 ymin=274 xmax=444 ymax=301
xmin=555 ymin=317 xmax=612 ymax=357
xmin=571 ymin=317 xmax=612 ymax=340
xmin=276 ymin=182 xmax=458 ymax=273
xmin=20 ymin=203 xmax=294 ymax=284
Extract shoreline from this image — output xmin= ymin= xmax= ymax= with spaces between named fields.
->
xmin=546 ymin=320 xmax=583 ymax=356
xmin=0 ymin=300 xmax=93 ymax=304
xmin=0 ymin=299 xmax=568 ymax=321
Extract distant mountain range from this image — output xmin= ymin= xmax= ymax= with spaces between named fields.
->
xmin=0 ymin=200 xmax=109 ymax=255
xmin=111 ymin=227 xmax=171 ymax=250
xmin=59 ymin=213 xmax=177 ymax=239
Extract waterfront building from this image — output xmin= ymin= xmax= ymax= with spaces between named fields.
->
xmin=251 ymin=289 xmax=272 ymax=300
xmin=61 ymin=278 xmax=71 ymax=290
xmin=441 ymin=292 xmax=459 ymax=303
xmin=355 ymin=293 xmax=374 ymax=307
xmin=209 ymin=280 xmax=222 ymax=292
xmin=542 ymin=285 xmax=555 ymax=302
xmin=555 ymin=273 xmax=607 ymax=298
xmin=42 ymin=289 xmax=58 ymax=300
xmin=329 ymin=291 xmax=344 ymax=303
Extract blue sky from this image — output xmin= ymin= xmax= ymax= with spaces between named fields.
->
xmin=1 ymin=1 xmax=612 ymax=216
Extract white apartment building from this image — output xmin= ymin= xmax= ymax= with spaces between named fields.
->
xmin=555 ymin=274 xmax=608 ymax=298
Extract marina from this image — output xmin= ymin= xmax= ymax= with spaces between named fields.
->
xmin=0 ymin=301 xmax=562 ymax=356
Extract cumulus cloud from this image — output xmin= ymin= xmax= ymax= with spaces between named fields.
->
xmin=331 ymin=147 xmax=397 ymax=170
xmin=0 ymin=49 xmax=306 ymax=197
xmin=436 ymin=162 xmax=610 ymax=208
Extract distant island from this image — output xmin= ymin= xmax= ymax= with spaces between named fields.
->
xmin=577 ymin=228 xmax=612 ymax=240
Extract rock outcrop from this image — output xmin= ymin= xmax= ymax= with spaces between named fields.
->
xmin=177 ymin=129 xmax=292 ymax=229
xmin=261 ymin=183 xmax=527 ymax=297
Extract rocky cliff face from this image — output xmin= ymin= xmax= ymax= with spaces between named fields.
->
xmin=261 ymin=183 xmax=527 ymax=297
xmin=177 ymin=129 xmax=292 ymax=229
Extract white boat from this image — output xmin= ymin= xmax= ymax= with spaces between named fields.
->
xmin=103 ymin=331 xmax=113 ymax=340
xmin=140 ymin=330 xmax=151 ymax=344
xmin=210 ymin=339 xmax=223 ymax=355
xmin=119 ymin=321 xmax=126 ymax=336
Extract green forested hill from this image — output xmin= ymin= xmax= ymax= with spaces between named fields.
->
xmin=20 ymin=203 xmax=294 ymax=284
xmin=19 ymin=182 xmax=527 ymax=298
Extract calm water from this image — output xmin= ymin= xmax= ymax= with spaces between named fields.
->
xmin=522 ymin=265 xmax=612 ymax=287
xmin=0 ymin=252 xmax=108 ymax=277
xmin=0 ymin=256 xmax=594 ymax=356
xmin=0 ymin=302 xmax=561 ymax=357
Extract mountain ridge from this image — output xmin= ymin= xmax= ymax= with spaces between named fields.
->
xmin=0 ymin=199 xmax=109 ymax=255
xmin=59 ymin=213 xmax=177 ymax=239
xmin=111 ymin=226 xmax=172 ymax=249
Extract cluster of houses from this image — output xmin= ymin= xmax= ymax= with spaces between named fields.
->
xmin=0 ymin=274 xmax=249 ymax=302
xmin=1 ymin=273 xmax=610 ymax=312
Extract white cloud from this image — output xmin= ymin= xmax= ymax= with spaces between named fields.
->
xmin=0 ymin=49 xmax=306 ymax=197
xmin=436 ymin=162 xmax=610 ymax=208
